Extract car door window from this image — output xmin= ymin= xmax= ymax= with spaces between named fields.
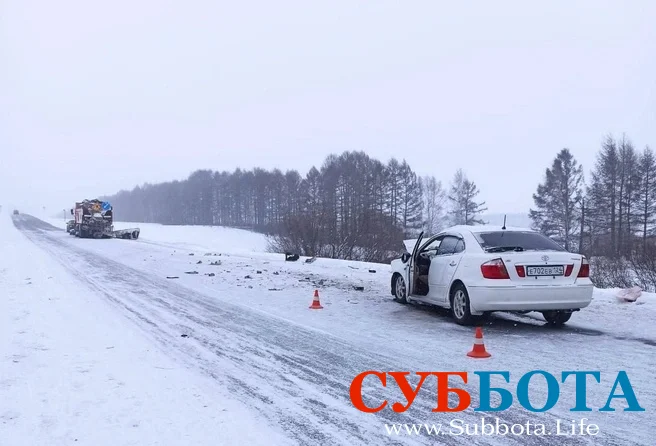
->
xmin=420 ymin=237 xmax=442 ymax=254
xmin=454 ymin=239 xmax=465 ymax=253
xmin=437 ymin=236 xmax=459 ymax=255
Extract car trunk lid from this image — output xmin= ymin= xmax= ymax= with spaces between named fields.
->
xmin=500 ymin=251 xmax=586 ymax=285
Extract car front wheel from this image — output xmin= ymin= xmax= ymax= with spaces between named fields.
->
xmin=450 ymin=283 xmax=475 ymax=326
xmin=542 ymin=310 xmax=572 ymax=326
xmin=394 ymin=274 xmax=408 ymax=304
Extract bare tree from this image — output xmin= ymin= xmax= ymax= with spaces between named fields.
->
xmin=422 ymin=175 xmax=447 ymax=234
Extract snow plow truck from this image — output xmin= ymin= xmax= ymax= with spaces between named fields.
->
xmin=67 ymin=199 xmax=140 ymax=240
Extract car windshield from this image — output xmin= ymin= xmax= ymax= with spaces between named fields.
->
xmin=474 ymin=231 xmax=566 ymax=252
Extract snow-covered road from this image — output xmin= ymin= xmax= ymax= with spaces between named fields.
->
xmin=3 ymin=214 xmax=655 ymax=445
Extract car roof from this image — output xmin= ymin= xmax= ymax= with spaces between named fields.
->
xmin=441 ymin=224 xmax=535 ymax=235
xmin=403 ymin=225 xmax=537 ymax=252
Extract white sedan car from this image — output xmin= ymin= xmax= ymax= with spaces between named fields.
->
xmin=389 ymin=225 xmax=594 ymax=326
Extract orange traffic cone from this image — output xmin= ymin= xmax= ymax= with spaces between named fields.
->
xmin=309 ymin=289 xmax=323 ymax=309
xmin=467 ymin=327 xmax=491 ymax=358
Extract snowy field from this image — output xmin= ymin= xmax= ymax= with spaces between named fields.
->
xmin=2 ymin=212 xmax=654 ymax=445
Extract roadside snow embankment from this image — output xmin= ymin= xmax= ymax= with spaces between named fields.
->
xmin=584 ymin=287 xmax=656 ymax=340
xmin=46 ymin=218 xmax=269 ymax=255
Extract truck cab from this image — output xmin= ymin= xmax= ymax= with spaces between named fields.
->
xmin=72 ymin=199 xmax=114 ymax=238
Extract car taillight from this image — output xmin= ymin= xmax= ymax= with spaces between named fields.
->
xmin=565 ymin=264 xmax=574 ymax=276
xmin=481 ymin=258 xmax=510 ymax=279
xmin=577 ymin=257 xmax=590 ymax=278
xmin=515 ymin=265 xmax=525 ymax=277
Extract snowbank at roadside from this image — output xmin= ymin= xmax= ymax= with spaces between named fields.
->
xmin=46 ymin=218 xmax=270 ymax=255
xmin=578 ymin=287 xmax=656 ymax=339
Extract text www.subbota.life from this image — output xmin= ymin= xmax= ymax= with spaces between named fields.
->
xmin=385 ymin=418 xmax=601 ymax=437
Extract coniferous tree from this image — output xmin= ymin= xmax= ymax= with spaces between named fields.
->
xmin=447 ymin=169 xmax=487 ymax=225
xmin=617 ymin=136 xmax=641 ymax=255
xmin=586 ymin=135 xmax=620 ymax=256
xmin=529 ymin=148 xmax=584 ymax=251
xmin=637 ymin=146 xmax=656 ymax=253
xmin=398 ymin=161 xmax=424 ymax=237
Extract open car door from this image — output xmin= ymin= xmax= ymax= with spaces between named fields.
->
xmin=406 ymin=231 xmax=424 ymax=296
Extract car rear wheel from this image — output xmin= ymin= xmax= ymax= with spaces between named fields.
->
xmin=450 ymin=283 xmax=475 ymax=326
xmin=542 ymin=310 xmax=572 ymax=326
xmin=394 ymin=275 xmax=408 ymax=304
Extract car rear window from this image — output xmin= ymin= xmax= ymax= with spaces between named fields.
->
xmin=473 ymin=231 xmax=566 ymax=251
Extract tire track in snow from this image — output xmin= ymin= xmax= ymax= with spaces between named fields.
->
xmin=14 ymin=215 xmax=628 ymax=446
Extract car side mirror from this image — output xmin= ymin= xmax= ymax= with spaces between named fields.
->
xmin=70 ymin=209 xmax=74 ymax=215
xmin=401 ymin=252 xmax=411 ymax=263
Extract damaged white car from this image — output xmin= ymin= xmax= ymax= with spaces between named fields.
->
xmin=390 ymin=225 xmax=594 ymax=326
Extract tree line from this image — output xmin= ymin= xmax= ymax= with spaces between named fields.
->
xmin=529 ymin=135 xmax=655 ymax=256
xmin=529 ymin=134 xmax=656 ymax=290
xmin=103 ymin=151 xmax=486 ymax=262
xmin=103 ymin=132 xmax=656 ymax=289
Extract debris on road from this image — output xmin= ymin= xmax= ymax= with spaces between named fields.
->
xmin=184 ymin=271 xmax=199 ymax=275
xmin=617 ymin=286 xmax=642 ymax=303
xmin=166 ymin=276 xmax=179 ymax=279
xmin=285 ymin=252 xmax=299 ymax=261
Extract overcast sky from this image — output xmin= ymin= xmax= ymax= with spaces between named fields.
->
xmin=2 ymin=0 xmax=655 ymax=216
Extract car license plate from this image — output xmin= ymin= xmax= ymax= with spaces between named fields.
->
xmin=526 ymin=265 xmax=564 ymax=276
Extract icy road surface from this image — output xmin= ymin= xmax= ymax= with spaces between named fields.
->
xmin=4 ymin=214 xmax=655 ymax=445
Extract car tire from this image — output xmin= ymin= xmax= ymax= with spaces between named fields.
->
xmin=393 ymin=274 xmax=408 ymax=304
xmin=450 ymin=283 xmax=475 ymax=326
xmin=542 ymin=310 xmax=572 ymax=326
